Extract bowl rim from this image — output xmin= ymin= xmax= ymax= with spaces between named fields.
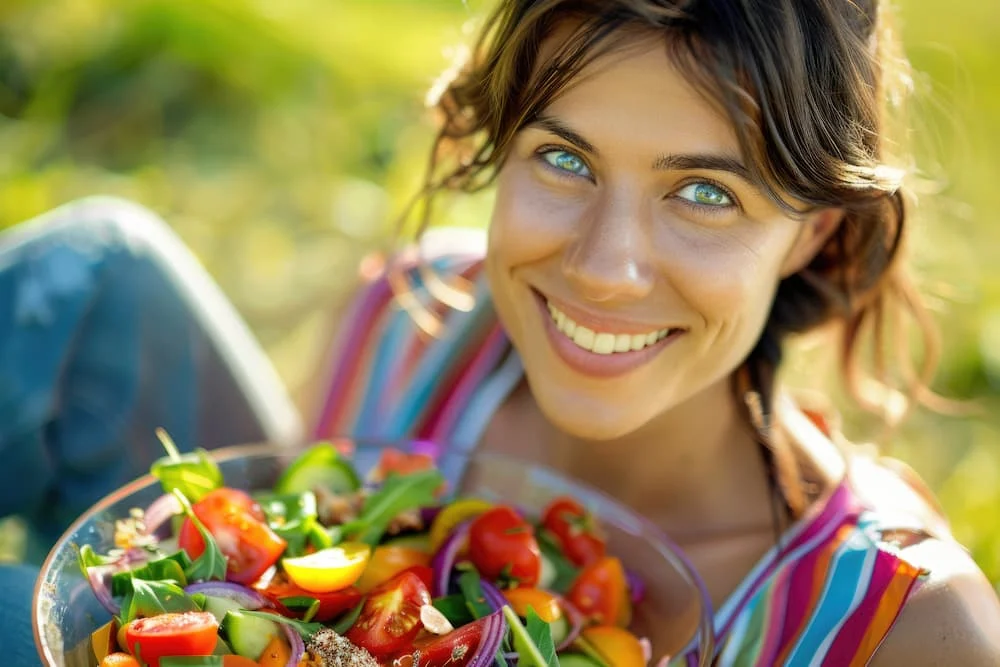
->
xmin=34 ymin=440 xmax=716 ymax=665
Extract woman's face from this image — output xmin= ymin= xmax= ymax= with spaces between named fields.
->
xmin=486 ymin=34 xmax=831 ymax=440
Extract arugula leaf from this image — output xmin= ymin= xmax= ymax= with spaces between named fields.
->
xmin=240 ymin=609 xmax=324 ymax=640
xmin=172 ymin=489 xmax=227 ymax=582
xmin=255 ymin=491 xmax=318 ymax=558
xmin=432 ymin=594 xmax=475 ymax=627
xmin=348 ymin=469 xmax=444 ymax=545
xmin=151 ymin=430 xmax=222 ymax=502
xmin=119 ymin=578 xmax=200 ymax=624
xmin=76 ymin=544 xmax=118 ymax=578
xmin=457 ymin=568 xmax=493 ymax=620
xmin=536 ymin=530 xmax=580 ymax=594
xmin=525 ymin=608 xmax=560 ymax=666
xmin=111 ymin=552 xmax=190 ymax=596
xmin=503 ymin=605 xmax=560 ymax=667
xmin=278 ymin=596 xmax=321 ymax=623
xmin=332 ymin=596 xmax=367 ymax=634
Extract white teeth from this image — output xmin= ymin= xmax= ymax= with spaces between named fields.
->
xmin=572 ymin=326 xmax=595 ymax=349
xmin=547 ymin=300 xmax=676 ymax=354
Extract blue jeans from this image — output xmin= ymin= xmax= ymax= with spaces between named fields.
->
xmin=0 ymin=197 xmax=303 ymax=664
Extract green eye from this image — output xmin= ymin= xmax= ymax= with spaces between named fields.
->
xmin=676 ymin=182 xmax=733 ymax=207
xmin=541 ymin=150 xmax=591 ymax=178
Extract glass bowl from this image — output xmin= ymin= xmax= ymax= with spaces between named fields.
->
xmin=33 ymin=441 xmax=715 ymax=666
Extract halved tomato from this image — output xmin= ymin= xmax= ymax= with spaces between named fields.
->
xmin=355 ymin=545 xmax=431 ymax=593
xmin=258 ymin=572 xmax=363 ymax=623
xmin=398 ymin=614 xmax=489 ymax=667
xmin=178 ymin=487 xmax=286 ymax=584
xmin=123 ymin=611 xmax=218 ymax=667
xmin=346 ymin=570 xmax=432 ymax=658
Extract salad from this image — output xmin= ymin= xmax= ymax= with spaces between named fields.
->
xmin=76 ymin=435 xmax=652 ymax=667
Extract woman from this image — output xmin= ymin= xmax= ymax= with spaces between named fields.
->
xmin=4 ymin=0 xmax=999 ymax=664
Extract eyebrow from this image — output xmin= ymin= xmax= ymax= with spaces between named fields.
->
xmin=528 ymin=115 xmax=753 ymax=183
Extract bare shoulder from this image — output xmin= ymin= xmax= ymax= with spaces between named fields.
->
xmin=869 ymin=537 xmax=1000 ymax=666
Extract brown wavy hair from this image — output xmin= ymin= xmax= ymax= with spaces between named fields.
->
xmin=403 ymin=0 xmax=938 ymax=518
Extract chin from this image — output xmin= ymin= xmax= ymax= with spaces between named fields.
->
xmin=533 ymin=385 xmax=651 ymax=442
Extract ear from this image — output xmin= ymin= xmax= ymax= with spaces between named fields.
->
xmin=779 ymin=208 xmax=844 ymax=278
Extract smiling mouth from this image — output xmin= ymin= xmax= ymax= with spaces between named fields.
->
xmin=545 ymin=300 xmax=683 ymax=355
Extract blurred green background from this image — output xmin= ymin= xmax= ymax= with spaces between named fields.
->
xmin=1 ymin=0 xmax=999 ymax=585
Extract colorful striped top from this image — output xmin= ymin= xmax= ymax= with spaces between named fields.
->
xmin=312 ymin=251 xmax=932 ymax=666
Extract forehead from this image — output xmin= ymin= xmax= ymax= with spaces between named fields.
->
xmin=533 ymin=26 xmax=741 ymax=158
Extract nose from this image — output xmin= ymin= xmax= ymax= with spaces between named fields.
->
xmin=562 ymin=190 xmax=655 ymax=302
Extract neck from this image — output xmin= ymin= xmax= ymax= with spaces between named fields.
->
xmin=541 ymin=377 xmax=782 ymax=541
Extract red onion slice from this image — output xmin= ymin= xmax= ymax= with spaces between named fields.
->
xmin=282 ymin=622 xmax=305 ymax=667
xmin=478 ymin=578 xmax=508 ymax=613
xmin=86 ymin=566 xmax=119 ymax=616
xmin=184 ymin=581 xmax=271 ymax=609
xmin=466 ymin=609 xmax=508 ymax=667
xmin=142 ymin=493 xmax=183 ymax=538
xmin=430 ymin=521 xmax=471 ymax=598
xmin=625 ymin=568 xmax=646 ymax=604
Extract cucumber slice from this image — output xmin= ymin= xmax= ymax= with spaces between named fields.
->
xmin=274 ymin=443 xmax=361 ymax=495
xmin=219 ymin=610 xmax=282 ymax=660
xmin=202 ymin=595 xmax=244 ymax=625
xmin=159 ymin=657 xmax=224 ymax=667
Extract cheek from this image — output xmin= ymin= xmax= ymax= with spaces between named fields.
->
xmin=488 ymin=167 xmax=586 ymax=263
xmin=653 ymin=225 xmax=792 ymax=328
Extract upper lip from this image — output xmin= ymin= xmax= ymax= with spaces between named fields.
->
xmin=534 ymin=289 xmax=684 ymax=335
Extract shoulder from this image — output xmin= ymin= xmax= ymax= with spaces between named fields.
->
xmin=869 ymin=537 xmax=1000 ymax=666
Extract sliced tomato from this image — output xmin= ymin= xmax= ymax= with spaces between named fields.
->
xmin=346 ymin=570 xmax=432 ymax=658
xmin=99 ymin=654 xmax=141 ymax=667
xmin=580 ymin=626 xmax=646 ymax=667
xmin=399 ymin=564 xmax=435 ymax=592
xmin=123 ymin=611 xmax=218 ymax=667
xmin=259 ymin=572 xmax=363 ymax=623
xmin=567 ymin=556 xmax=632 ymax=627
xmin=541 ymin=496 xmax=607 ymax=567
xmin=178 ymin=487 xmax=287 ymax=584
xmin=356 ymin=545 xmax=432 ymax=593
xmin=397 ymin=615 xmax=488 ymax=667
xmin=468 ymin=506 xmax=541 ymax=587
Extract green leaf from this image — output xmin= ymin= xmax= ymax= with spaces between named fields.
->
xmin=457 ymin=567 xmax=493 ymax=620
xmin=119 ymin=579 xmax=200 ymax=624
xmin=241 ymin=609 xmax=324 ymax=640
xmin=111 ymin=552 xmax=191 ymax=596
xmin=173 ymin=489 xmax=227 ymax=582
xmin=332 ymin=596 xmax=367 ymax=634
xmin=151 ymin=449 xmax=223 ymax=503
xmin=255 ymin=491 xmax=319 ymax=558
xmin=503 ymin=605 xmax=560 ymax=667
xmin=432 ymin=594 xmax=475 ymax=627
xmin=537 ymin=530 xmax=581 ymax=594
xmin=76 ymin=544 xmax=117 ymax=578
xmin=278 ymin=596 xmax=322 ymax=623
xmin=350 ymin=469 xmax=444 ymax=545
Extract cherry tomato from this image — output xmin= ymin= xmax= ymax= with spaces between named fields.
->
xmin=259 ymin=572 xmax=363 ymax=623
xmin=541 ymin=496 xmax=606 ymax=567
xmin=99 ymin=654 xmax=141 ymax=667
xmin=567 ymin=556 xmax=632 ymax=627
xmin=346 ymin=570 xmax=432 ymax=658
xmin=397 ymin=614 xmax=488 ymax=667
xmin=178 ymin=487 xmax=287 ymax=584
xmin=467 ymin=506 xmax=541 ymax=587
xmin=123 ymin=611 xmax=218 ymax=667
xmin=355 ymin=545 xmax=431 ymax=593
xmin=398 ymin=564 xmax=435 ymax=592
xmin=580 ymin=626 xmax=646 ymax=667
xmin=503 ymin=587 xmax=563 ymax=623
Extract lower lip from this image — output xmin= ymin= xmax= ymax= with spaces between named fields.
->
xmin=534 ymin=293 xmax=684 ymax=378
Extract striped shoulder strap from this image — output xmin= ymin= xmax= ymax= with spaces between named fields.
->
xmin=311 ymin=250 xmax=513 ymax=450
